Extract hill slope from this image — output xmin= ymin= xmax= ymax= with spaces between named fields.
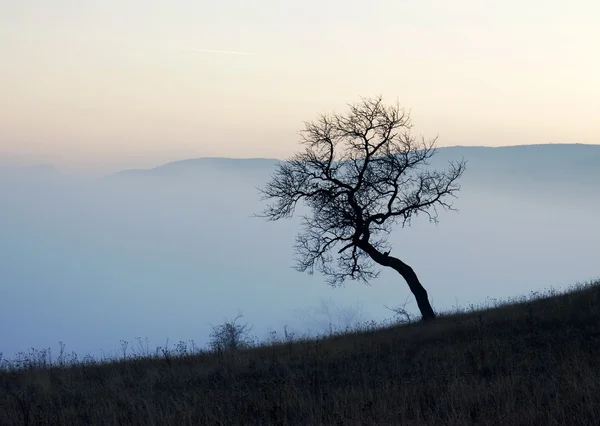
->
xmin=1 ymin=279 xmax=599 ymax=425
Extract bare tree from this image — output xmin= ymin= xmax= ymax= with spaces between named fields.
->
xmin=259 ymin=96 xmax=466 ymax=321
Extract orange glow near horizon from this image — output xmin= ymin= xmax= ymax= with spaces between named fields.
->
xmin=1 ymin=1 xmax=599 ymax=172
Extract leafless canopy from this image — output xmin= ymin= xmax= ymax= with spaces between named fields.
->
xmin=259 ymin=96 xmax=466 ymax=287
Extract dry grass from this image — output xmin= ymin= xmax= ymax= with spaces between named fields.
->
xmin=1 ymin=280 xmax=600 ymax=425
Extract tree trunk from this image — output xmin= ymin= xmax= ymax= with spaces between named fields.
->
xmin=358 ymin=242 xmax=436 ymax=321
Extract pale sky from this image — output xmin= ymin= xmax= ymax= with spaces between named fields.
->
xmin=1 ymin=0 xmax=599 ymax=173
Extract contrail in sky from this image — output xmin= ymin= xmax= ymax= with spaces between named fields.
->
xmin=171 ymin=47 xmax=256 ymax=56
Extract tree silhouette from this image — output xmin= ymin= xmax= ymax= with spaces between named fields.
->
xmin=259 ymin=96 xmax=466 ymax=321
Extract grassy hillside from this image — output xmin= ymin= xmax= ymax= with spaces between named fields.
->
xmin=1 ymin=280 xmax=600 ymax=425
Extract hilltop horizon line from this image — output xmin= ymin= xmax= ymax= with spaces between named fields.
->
xmin=2 ymin=142 xmax=598 ymax=177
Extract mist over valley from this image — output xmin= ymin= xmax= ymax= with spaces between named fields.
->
xmin=1 ymin=143 xmax=598 ymax=359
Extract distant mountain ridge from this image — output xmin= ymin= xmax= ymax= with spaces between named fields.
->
xmin=3 ymin=144 xmax=597 ymax=181
xmin=107 ymin=157 xmax=280 ymax=181
xmin=106 ymin=144 xmax=600 ymax=188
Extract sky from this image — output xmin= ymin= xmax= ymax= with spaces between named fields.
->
xmin=1 ymin=0 xmax=599 ymax=173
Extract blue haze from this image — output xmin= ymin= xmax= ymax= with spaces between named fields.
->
xmin=1 ymin=144 xmax=599 ymax=359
